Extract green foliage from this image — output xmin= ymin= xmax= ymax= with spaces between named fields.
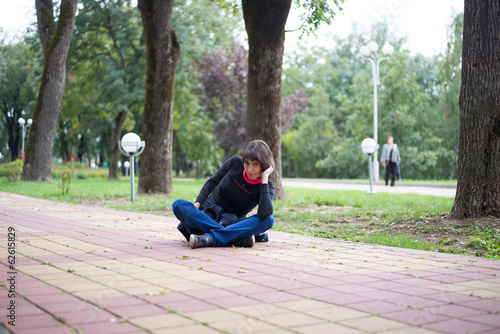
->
xmin=432 ymin=12 xmax=463 ymax=179
xmin=172 ymin=0 xmax=244 ymax=176
xmin=75 ymin=173 xmax=88 ymax=180
xmin=465 ymin=224 xmax=500 ymax=259
xmin=294 ymin=0 xmax=345 ymax=36
xmin=2 ymin=2 xmax=464 ymax=183
xmin=283 ymin=112 xmax=339 ymax=178
xmin=54 ymin=167 xmax=108 ymax=179
xmin=282 ymin=18 xmax=463 ymax=180
xmin=0 ymin=175 xmax=204 ymax=206
xmin=273 ymin=188 xmax=453 ymax=221
xmin=61 ymin=0 xmax=146 ymax=164
xmin=359 ymin=234 xmax=436 ymax=251
xmin=0 ymin=38 xmax=40 ymax=161
xmin=0 ymin=160 xmax=23 ymax=182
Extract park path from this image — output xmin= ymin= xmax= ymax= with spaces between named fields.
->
xmin=0 ymin=191 xmax=499 ymax=334
xmin=282 ymin=178 xmax=457 ymax=198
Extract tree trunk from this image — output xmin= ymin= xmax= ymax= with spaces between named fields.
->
xmin=2 ymin=109 xmax=21 ymax=161
xmin=449 ymin=0 xmax=500 ymax=219
xmin=57 ymin=119 xmax=70 ymax=162
xmin=173 ymin=130 xmax=188 ymax=177
xmin=21 ymin=0 xmax=78 ymax=181
xmin=8 ymin=120 xmax=19 ymax=161
xmin=77 ymin=134 xmax=86 ymax=162
xmin=1 ymin=103 xmax=23 ymax=161
xmin=242 ymin=0 xmax=291 ymax=200
xmin=99 ymin=131 xmax=107 ymax=167
xmin=108 ymin=111 xmax=128 ymax=179
xmin=137 ymin=0 xmax=181 ymax=194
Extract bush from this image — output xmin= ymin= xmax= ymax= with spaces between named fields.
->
xmin=75 ymin=173 xmax=88 ymax=180
xmin=0 ymin=160 xmax=23 ymax=182
xmin=58 ymin=166 xmax=74 ymax=195
xmin=52 ymin=165 xmax=108 ymax=179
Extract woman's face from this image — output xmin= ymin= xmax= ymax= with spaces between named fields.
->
xmin=244 ymin=159 xmax=262 ymax=180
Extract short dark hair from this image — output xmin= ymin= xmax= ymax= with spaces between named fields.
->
xmin=241 ymin=140 xmax=274 ymax=171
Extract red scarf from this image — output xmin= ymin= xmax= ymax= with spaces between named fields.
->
xmin=243 ymin=170 xmax=262 ymax=184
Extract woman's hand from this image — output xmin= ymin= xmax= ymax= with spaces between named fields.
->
xmin=194 ymin=202 xmax=201 ymax=209
xmin=261 ymin=166 xmax=274 ymax=184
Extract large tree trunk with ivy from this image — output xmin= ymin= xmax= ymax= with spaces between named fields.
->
xmin=242 ymin=0 xmax=291 ymax=200
xmin=137 ymin=0 xmax=181 ymax=194
xmin=21 ymin=0 xmax=78 ymax=181
xmin=449 ymin=0 xmax=500 ymax=219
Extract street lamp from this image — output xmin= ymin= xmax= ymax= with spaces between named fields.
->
xmin=361 ymin=138 xmax=377 ymax=194
xmin=119 ymin=133 xmax=145 ymax=202
xmin=359 ymin=41 xmax=394 ymax=182
xmin=18 ymin=117 xmax=32 ymax=159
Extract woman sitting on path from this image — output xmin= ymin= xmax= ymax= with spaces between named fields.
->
xmin=173 ymin=140 xmax=275 ymax=249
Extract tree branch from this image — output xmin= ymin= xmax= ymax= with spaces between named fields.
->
xmin=35 ymin=0 xmax=56 ymax=53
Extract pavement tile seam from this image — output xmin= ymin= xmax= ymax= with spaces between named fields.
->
xmin=23 ymin=292 xmax=178 ymax=333
xmin=0 ymin=288 xmax=113 ymax=333
xmin=420 ymin=318 xmax=495 ymax=334
xmin=379 ymin=309 xmax=451 ymax=327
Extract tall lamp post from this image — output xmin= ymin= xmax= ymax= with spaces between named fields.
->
xmin=361 ymin=138 xmax=377 ymax=194
xmin=18 ymin=117 xmax=32 ymax=159
xmin=359 ymin=41 xmax=394 ymax=182
xmin=119 ymin=133 xmax=145 ymax=202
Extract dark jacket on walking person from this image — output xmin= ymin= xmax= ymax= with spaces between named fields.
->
xmin=380 ymin=136 xmax=401 ymax=186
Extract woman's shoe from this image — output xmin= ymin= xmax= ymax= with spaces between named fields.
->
xmin=255 ymin=233 xmax=268 ymax=243
xmin=190 ymin=234 xmax=213 ymax=249
xmin=177 ymin=223 xmax=190 ymax=241
xmin=232 ymin=235 xmax=255 ymax=248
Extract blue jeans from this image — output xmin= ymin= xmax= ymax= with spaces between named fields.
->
xmin=172 ymin=199 xmax=274 ymax=247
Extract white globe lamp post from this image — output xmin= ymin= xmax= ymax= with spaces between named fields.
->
xmin=18 ymin=117 xmax=32 ymax=159
xmin=361 ymin=138 xmax=378 ymax=194
xmin=359 ymin=41 xmax=394 ymax=182
xmin=119 ymin=133 xmax=145 ymax=202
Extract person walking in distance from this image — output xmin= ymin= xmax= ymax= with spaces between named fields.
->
xmin=380 ymin=136 xmax=401 ymax=186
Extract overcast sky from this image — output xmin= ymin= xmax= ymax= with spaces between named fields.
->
xmin=1 ymin=0 xmax=464 ymax=57
xmin=285 ymin=0 xmax=464 ymax=57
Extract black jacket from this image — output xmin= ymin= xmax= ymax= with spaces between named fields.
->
xmin=195 ymin=156 xmax=274 ymax=219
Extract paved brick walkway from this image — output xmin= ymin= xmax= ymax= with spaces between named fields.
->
xmin=0 ymin=191 xmax=499 ymax=334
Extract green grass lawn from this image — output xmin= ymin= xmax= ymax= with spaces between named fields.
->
xmin=1 ymin=174 xmax=498 ymax=259
xmin=0 ymin=176 xmax=452 ymax=220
